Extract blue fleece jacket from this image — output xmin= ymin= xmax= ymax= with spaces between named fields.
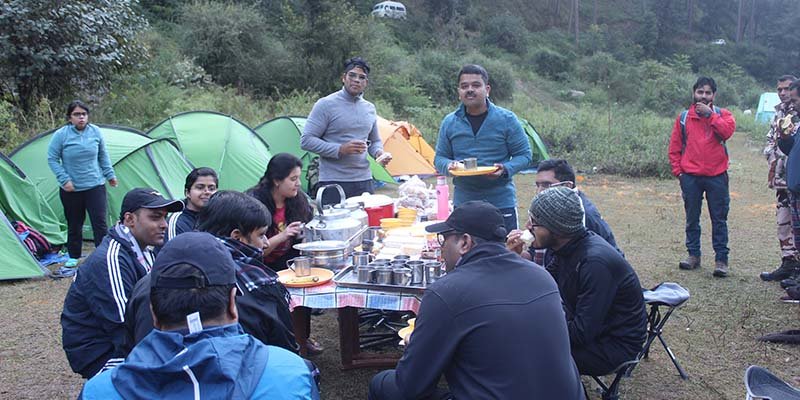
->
xmin=779 ymin=132 xmax=800 ymax=193
xmin=47 ymin=123 xmax=115 ymax=191
xmin=433 ymin=101 xmax=532 ymax=209
xmin=81 ymin=324 xmax=319 ymax=400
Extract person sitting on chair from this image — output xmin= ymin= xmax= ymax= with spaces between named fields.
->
xmin=369 ymin=201 xmax=585 ymax=399
xmin=81 ymin=232 xmax=319 ymax=399
xmin=527 ymin=187 xmax=647 ymax=376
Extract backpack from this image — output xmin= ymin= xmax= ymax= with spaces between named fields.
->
xmin=679 ymin=106 xmax=724 ymax=155
xmin=13 ymin=220 xmax=53 ymax=259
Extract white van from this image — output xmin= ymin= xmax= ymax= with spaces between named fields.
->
xmin=371 ymin=1 xmax=407 ymax=19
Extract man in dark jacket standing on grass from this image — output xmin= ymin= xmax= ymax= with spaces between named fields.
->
xmin=528 ymin=187 xmax=647 ymax=376
xmin=777 ymin=82 xmax=800 ymax=279
xmin=61 ymin=188 xmax=183 ymax=379
xmin=668 ymin=76 xmax=736 ymax=277
xmin=369 ymin=201 xmax=585 ymax=400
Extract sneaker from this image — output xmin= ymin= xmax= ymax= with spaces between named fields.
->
xmin=64 ymin=258 xmax=79 ymax=268
xmin=679 ymin=255 xmax=701 ymax=270
xmin=305 ymin=337 xmax=325 ymax=356
xmin=780 ymin=294 xmax=800 ymax=304
xmin=781 ymin=278 xmax=799 ymax=290
xmin=713 ymin=260 xmax=729 ymax=277
xmin=761 ymin=258 xmax=800 ymax=281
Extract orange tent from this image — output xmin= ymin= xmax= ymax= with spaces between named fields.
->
xmin=377 ymin=117 xmax=437 ymax=176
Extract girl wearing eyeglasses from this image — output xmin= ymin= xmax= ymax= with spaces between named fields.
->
xmin=47 ymin=100 xmax=118 ymax=268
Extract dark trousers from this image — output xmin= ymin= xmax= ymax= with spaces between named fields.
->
xmin=59 ymin=185 xmax=108 ymax=258
xmin=315 ymin=180 xmax=374 ymax=206
xmin=368 ymin=370 xmax=453 ymax=400
xmin=498 ymin=207 xmax=519 ymax=232
xmin=679 ymin=173 xmax=729 ymax=262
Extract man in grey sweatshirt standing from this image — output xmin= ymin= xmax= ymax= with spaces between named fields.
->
xmin=301 ymin=57 xmax=391 ymax=205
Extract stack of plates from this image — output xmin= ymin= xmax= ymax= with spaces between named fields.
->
xmin=380 ymin=217 xmax=413 ymax=230
xmin=397 ymin=207 xmax=418 ymax=223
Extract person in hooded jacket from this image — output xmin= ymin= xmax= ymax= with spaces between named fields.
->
xmin=61 ymin=188 xmax=183 ymax=379
xmin=123 ymin=191 xmax=299 ymax=355
xmin=81 ymin=232 xmax=319 ymax=399
xmin=164 ymin=167 xmax=218 ymax=242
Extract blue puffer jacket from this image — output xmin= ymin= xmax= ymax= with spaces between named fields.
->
xmin=61 ymin=227 xmax=154 ymax=378
xmin=81 ymin=323 xmax=320 ymax=399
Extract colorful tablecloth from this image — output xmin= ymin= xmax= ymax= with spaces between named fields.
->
xmin=287 ymin=281 xmax=424 ymax=314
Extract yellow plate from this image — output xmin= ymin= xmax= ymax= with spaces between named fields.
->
xmin=449 ymin=166 xmax=500 ymax=176
xmin=277 ymin=268 xmax=334 ymax=288
xmin=397 ymin=326 xmax=414 ymax=340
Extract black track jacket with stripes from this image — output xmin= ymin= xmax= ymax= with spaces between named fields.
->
xmin=60 ymin=228 xmax=153 ymax=379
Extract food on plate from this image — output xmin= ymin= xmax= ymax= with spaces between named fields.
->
xmin=285 ymin=275 xmax=320 ymax=285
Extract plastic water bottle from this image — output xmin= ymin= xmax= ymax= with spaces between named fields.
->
xmin=436 ymin=175 xmax=450 ymax=220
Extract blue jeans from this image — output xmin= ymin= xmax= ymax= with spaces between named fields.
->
xmin=679 ymin=173 xmax=729 ymax=262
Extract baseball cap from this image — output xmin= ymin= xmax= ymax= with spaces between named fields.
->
xmin=119 ymin=187 xmax=184 ymax=221
xmin=150 ymin=232 xmax=238 ymax=292
xmin=425 ymin=200 xmax=507 ymax=242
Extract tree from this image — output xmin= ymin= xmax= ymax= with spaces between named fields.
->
xmin=0 ymin=0 xmax=148 ymax=111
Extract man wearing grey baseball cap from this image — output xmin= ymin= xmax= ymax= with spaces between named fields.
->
xmin=61 ymin=187 xmax=183 ymax=379
xmin=81 ymin=232 xmax=319 ymax=399
xmin=527 ymin=186 xmax=647 ymax=376
xmin=369 ymin=201 xmax=584 ymax=400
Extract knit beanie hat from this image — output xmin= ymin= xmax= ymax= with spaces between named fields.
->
xmin=529 ymin=186 xmax=586 ymax=237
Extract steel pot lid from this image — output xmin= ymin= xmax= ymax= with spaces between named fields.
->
xmin=293 ymin=240 xmax=348 ymax=251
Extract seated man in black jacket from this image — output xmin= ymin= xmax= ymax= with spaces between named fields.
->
xmin=527 ymin=186 xmax=647 ymax=376
xmin=369 ymin=201 xmax=585 ymax=400
xmin=124 ymin=190 xmax=299 ymax=354
xmin=61 ymin=188 xmax=184 ymax=378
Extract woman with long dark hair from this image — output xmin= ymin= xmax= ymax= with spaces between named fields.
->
xmin=247 ymin=153 xmax=313 ymax=270
xmin=47 ymin=100 xmax=118 ymax=268
xmin=247 ymin=153 xmax=323 ymax=355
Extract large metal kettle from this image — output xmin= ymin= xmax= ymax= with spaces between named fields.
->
xmin=303 ymin=185 xmax=366 ymax=250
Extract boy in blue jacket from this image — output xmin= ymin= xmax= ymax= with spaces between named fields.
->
xmin=81 ymin=232 xmax=319 ymax=399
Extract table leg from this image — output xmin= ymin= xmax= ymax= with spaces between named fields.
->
xmin=292 ymin=306 xmax=311 ymax=357
xmin=338 ymin=306 xmax=402 ymax=370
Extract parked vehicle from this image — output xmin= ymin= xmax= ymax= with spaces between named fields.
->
xmin=371 ymin=1 xmax=407 ymax=19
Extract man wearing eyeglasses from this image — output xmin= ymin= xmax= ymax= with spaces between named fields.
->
xmin=507 ymin=158 xmax=621 ymax=265
xmin=301 ymin=56 xmax=391 ymax=205
xmin=369 ymin=201 xmax=585 ymax=400
xmin=433 ymin=64 xmax=532 ymax=231
xmin=525 ymin=187 xmax=646 ymax=377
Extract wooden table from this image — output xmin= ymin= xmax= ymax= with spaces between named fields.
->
xmin=286 ymin=279 xmax=424 ymax=369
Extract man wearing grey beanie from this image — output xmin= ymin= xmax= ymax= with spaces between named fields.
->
xmin=526 ymin=187 xmax=647 ymax=376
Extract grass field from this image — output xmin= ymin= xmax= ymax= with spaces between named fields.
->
xmin=0 ymin=133 xmax=798 ymax=399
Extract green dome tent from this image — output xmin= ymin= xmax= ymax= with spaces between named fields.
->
xmin=0 ymin=152 xmax=65 ymax=244
xmin=0 ymin=208 xmax=47 ymax=280
xmin=148 ymin=111 xmax=272 ymax=192
xmin=254 ymin=116 xmax=395 ymax=194
xmin=10 ymin=125 xmax=193 ymax=239
xmin=520 ymin=118 xmax=550 ymax=168
xmin=755 ymin=92 xmax=781 ymax=124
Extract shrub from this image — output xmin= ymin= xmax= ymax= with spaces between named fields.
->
xmin=532 ymin=50 xmax=572 ymax=81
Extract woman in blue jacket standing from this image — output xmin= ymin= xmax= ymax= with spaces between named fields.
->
xmin=47 ymin=100 xmax=118 ymax=267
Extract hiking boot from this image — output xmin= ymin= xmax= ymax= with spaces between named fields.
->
xmin=713 ymin=260 xmax=729 ymax=277
xmin=679 ymin=255 xmax=701 ymax=270
xmin=761 ymin=258 xmax=800 ymax=281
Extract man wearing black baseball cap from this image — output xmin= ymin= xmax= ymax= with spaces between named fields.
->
xmin=369 ymin=201 xmax=585 ymax=400
xmin=81 ymin=232 xmax=319 ymax=399
xmin=61 ymin=188 xmax=183 ymax=379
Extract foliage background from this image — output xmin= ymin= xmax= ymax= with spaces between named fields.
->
xmin=1 ymin=0 xmax=792 ymax=177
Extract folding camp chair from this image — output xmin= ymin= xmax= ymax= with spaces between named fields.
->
xmin=639 ymin=282 xmax=690 ymax=380
xmin=745 ymin=365 xmax=800 ymax=400
xmin=588 ymin=360 xmax=640 ymax=400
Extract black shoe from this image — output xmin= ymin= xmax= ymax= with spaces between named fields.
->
xmin=780 ymin=278 xmax=799 ymax=290
xmin=761 ymin=258 xmax=800 ymax=281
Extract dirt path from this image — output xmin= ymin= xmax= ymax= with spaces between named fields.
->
xmin=0 ymin=133 xmax=798 ymax=399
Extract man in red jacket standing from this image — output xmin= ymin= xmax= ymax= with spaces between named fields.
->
xmin=668 ymin=77 xmax=736 ymax=277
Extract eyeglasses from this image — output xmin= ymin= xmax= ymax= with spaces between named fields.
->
xmin=534 ymin=180 xmax=571 ymax=190
xmin=346 ymin=72 xmax=368 ymax=82
xmin=436 ymin=230 xmax=463 ymax=246
xmin=527 ymin=211 xmax=543 ymax=228
xmin=71 ymin=112 xmax=88 ymax=118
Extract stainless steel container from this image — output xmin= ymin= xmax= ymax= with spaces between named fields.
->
xmin=375 ymin=267 xmax=394 ymax=285
xmin=357 ymin=267 xmax=375 ymax=283
xmin=293 ymin=240 xmax=348 ymax=270
xmin=352 ymin=251 xmax=372 ymax=270
xmin=425 ymin=262 xmax=443 ymax=285
xmin=393 ymin=268 xmax=412 ymax=286
xmin=373 ymin=258 xmax=391 ymax=265
xmin=393 ymin=255 xmax=411 ymax=261
xmin=406 ymin=260 xmax=425 ymax=285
